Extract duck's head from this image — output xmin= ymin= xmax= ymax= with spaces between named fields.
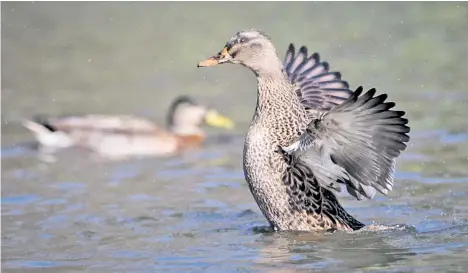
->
xmin=197 ymin=29 xmax=283 ymax=75
xmin=167 ymin=96 xmax=234 ymax=135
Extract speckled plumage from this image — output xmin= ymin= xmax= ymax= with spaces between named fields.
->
xmin=198 ymin=30 xmax=410 ymax=232
xmin=242 ymin=52 xmax=362 ymax=232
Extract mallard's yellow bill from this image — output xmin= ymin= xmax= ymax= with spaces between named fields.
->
xmin=204 ymin=110 xmax=235 ymax=129
xmin=197 ymin=47 xmax=231 ymax=67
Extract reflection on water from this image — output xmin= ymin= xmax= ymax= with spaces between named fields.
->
xmin=2 ymin=2 xmax=468 ymax=273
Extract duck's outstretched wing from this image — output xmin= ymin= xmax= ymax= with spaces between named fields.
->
xmin=283 ymin=87 xmax=410 ymax=200
xmin=283 ymin=44 xmax=354 ymax=116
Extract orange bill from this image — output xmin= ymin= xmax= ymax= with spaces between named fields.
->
xmin=197 ymin=47 xmax=231 ymax=67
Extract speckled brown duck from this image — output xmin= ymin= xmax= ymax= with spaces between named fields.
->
xmin=197 ymin=30 xmax=410 ymax=232
xmin=22 ymin=96 xmax=234 ymax=160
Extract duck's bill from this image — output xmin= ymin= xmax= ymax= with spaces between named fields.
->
xmin=204 ymin=110 xmax=235 ymax=129
xmin=197 ymin=47 xmax=232 ymax=67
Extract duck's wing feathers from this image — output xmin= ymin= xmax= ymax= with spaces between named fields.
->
xmin=283 ymin=44 xmax=354 ymax=117
xmin=283 ymin=87 xmax=410 ymax=200
xmin=280 ymin=154 xmax=366 ymax=230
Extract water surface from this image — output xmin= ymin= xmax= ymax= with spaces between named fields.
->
xmin=2 ymin=2 xmax=468 ymax=272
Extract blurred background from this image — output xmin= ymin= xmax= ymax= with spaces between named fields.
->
xmin=2 ymin=2 xmax=468 ymax=272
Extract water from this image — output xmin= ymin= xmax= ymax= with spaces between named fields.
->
xmin=2 ymin=2 xmax=468 ymax=272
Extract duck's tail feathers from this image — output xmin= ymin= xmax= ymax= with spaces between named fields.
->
xmin=21 ymin=118 xmax=73 ymax=148
xmin=21 ymin=119 xmax=53 ymax=135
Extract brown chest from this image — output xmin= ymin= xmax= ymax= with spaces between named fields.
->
xmin=175 ymin=134 xmax=205 ymax=153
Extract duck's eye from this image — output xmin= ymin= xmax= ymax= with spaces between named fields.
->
xmin=239 ymin=37 xmax=247 ymax=43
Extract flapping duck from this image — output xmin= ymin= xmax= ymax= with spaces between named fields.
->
xmin=198 ymin=30 xmax=410 ymax=232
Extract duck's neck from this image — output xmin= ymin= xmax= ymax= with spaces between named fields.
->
xmin=255 ymin=69 xmax=298 ymax=115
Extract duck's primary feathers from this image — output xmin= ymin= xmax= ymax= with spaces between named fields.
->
xmin=22 ymin=96 xmax=234 ymax=160
xmin=198 ymin=30 xmax=410 ymax=231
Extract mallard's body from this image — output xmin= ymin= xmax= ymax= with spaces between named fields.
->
xmin=243 ymin=60 xmax=363 ymax=231
xmin=198 ymin=30 xmax=410 ymax=231
xmin=22 ymin=96 xmax=234 ymax=160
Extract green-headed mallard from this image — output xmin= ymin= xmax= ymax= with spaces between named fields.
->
xmin=22 ymin=96 xmax=234 ymax=160
xmin=197 ymin=30 xmax=410 ymax=231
